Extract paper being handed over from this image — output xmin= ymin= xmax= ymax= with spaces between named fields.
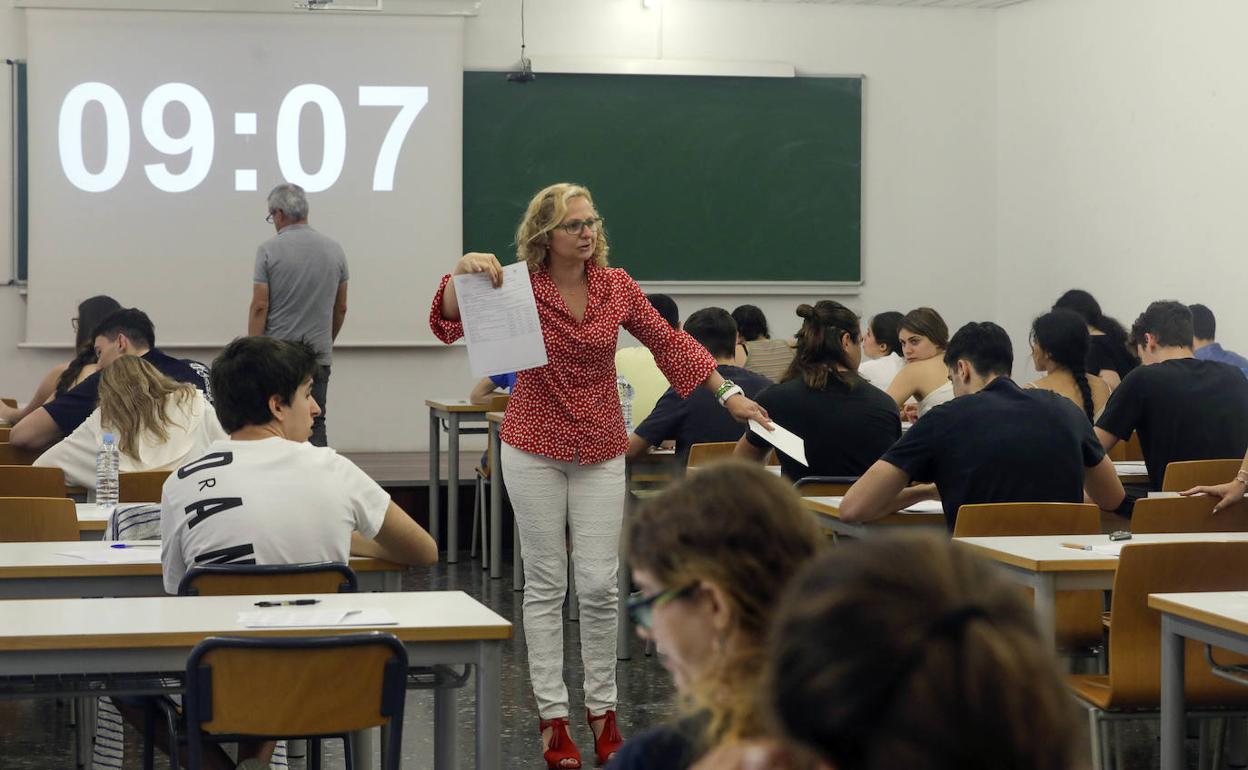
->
xmin=749 ymin=419 xmax=808 ymax=467
xmin=452 ymin=262 xmax=549 ymax=378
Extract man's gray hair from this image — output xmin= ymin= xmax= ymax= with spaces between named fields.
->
xmin=267 ymin=183 xmax=309 ymax=221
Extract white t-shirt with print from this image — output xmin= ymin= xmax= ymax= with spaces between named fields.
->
xmin=160 ymin=437 xmax=389 ymax=594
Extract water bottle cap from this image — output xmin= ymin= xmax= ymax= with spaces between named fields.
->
xmin=102 ymin=433 xmax=115 ymax=443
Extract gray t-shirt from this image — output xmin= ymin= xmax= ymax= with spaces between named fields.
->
xmin=254 ymin=223 xmax=348 ymax=365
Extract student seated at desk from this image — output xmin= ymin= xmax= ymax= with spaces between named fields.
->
xmin=628 ymin=308 xmax=771 ymax=464
xmin=733 ymin=301 xmax=899 ymax=480
xmin=616 ymin=293 xmax=681 ymax=428
xmin=840 ymin=322 xmax=1125 ymax=532
xmin=1025 ymin=309 xmax=1110 ymax=422
xmin=886 ymin=307 xmax=955 ymax=420
xmin=34 ymin=355 xmax=226 ymax=489
xmin=856 ymin=310 xmax=905 ymax=390
xmin=1190 ymin=303 xmax=1248 ymax=376
xmin=1095 ymin=300 xmax=1248 ymax=491
xmin=469 ymin=372 xmax=516 ymax=405
xmin=1053 ymin=288 xmax=1137 ymax=389
xmin=731 ymin=304 xmax=795 ymax=383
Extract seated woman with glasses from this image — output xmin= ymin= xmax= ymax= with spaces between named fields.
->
xmin=0 ymin=295 xmax=121 ymax=425
xmin=886 ymin=307 xmax=954 ymax=421
xmin=35 ymin=355 xmax=226 ymax=489
xmin=610 ymin=460 xmax=822 ymax=770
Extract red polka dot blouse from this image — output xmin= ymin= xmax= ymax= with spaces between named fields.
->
xmin=430 ymin=264 xmax=716 ymax=464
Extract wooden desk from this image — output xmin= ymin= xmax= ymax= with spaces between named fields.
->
xmin=957 ymin=533 xmax=1248 ymax=643
xmin=426 ymin=398 xmax=494 ymax=564
xmin=801 ymin=496 xmax=946 ymax=538
xmin=0 ymin=541 xmax=405 ymax=599
xmin=1151 ymin=591 xmax=1248 ymax=770
xmin=76 ymin=503 xmax=117 ymax=540
xmin=0 ymin=590 xmax=510 ymax=770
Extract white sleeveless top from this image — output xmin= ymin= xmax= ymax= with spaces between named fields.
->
xmin=917 ymin=380 xmax=955 ymax=417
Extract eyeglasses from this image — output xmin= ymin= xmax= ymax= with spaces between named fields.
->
xmin=265 ymin=212 xmax=275 ymax=224
xmin=626 ymin=583 xmax=697 ymax=630
xmin=557 ymin=217 xmax=602 ymax=236
xmin=71 ymin=317 xmax=79 ymax=332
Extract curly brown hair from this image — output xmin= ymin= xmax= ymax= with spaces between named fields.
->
xmin=514 ymin=183 xmax=610 ymax=271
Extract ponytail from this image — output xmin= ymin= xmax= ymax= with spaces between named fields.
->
xmin=783 ymin=302 xmax=863 ymax=391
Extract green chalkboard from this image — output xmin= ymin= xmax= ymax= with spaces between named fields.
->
xmin=463 ymin=72 xmax=861 ymax=283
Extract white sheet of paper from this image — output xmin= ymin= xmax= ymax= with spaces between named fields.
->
xmin=452 ymin=262 xmax=548 ymax=378
xmin=902 ymin=500 xmax=945 ymax=513
xmin=1088 ymin=543 xmax=1124 ymax=557
xmin=1113 ymin=461 xmax=1149 ymax=475
xmin=56 ymin=546 xmax=163 ymax=564
xmin=748 ymin=419 xmax=808 ymax=467
xmin=237 ymin=608 xmax=398 ymax=628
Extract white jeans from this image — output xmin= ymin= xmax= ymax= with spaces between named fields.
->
xmin=501 ymin=443 xmax=625 ymax=719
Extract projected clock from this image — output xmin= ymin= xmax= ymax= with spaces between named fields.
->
xmin=57 ymin=82 xmax=428 ymax=194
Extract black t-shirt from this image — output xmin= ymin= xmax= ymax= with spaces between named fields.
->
xmin=746 ymin=374 xmax=901 ymax=481
xmin=1087 ymin=334 xmax=1137 ymax=381
xmin=43 ymin=348 xmax=213 ymax=436
xmin=882 ymin=377 xmax=1105 ymax=532
xmin=634 ymin=365 xmax=772 ymax=462
xmin=1096 ymin=358 xmax=1248 ymax=489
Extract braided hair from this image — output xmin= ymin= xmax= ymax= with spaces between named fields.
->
xmin=1032 ymin=310 xmax=1095 ymax=422
xmin=782 ymin=301 xmax=863 ymax=391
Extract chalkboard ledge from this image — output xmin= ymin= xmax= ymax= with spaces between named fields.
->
xmin=636 ymin=281 xmax=862 ymax=297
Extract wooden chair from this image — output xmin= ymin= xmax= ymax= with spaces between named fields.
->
xmin=0 ymin=397 xmax=15 ymax=408
xmin=485 ymin=394 xmax=510 ymax=412
xmin=794 ymin=476 xmax=858 ymax=497
xmin=685 ymin=441 xmax=737 ymax=468
xmin=0 ymin=427 xmax=10 ymax=443
xmin=184 ymin=632 xmax=407 ymax=770
xmin=0 ymin=497 xmax=78 ymax=541
xmin=1107 ymin=432 xmax=1144 ymax=462
xmin=0 ymin=465 xmax=67 ymax=498
xmin=1131 ymin=495 xmax=1248 ymax=534
xmin=0 ymin=443 xmax=39 ymax=466
xmin=954 ymin=502 xmax=1104 ymax=651
xmin=1068 ymin=541 xmax=1248 ymax=769
xmin=119 ymin=470 xmax=172 ymax=503
xmin=177 ymin=563 xmax=359 ymax=597
xmin=1160 ymin=459 xmax=1243 ymax=492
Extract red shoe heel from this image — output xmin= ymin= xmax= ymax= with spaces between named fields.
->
xmin=587 ymin=709 xmax=623 ymax=766
xmin=540 ymin=717 xmax=582 ymax=769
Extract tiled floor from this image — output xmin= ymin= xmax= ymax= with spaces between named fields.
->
xmin=0 ymin=553 xmax=677 ymax=769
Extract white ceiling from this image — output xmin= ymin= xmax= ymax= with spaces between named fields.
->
xmin=737 ymin=0 xmax=1034 ymax=8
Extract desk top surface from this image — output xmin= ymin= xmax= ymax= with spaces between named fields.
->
xmin=1148 ymin=591 xmax=1248 ymax=638
xmin=425 ymin=398 xmax=493 ymax=413
xmin=0 ymin=591 xmax=511 ymax=650
xmin=957 ymin=532 xmax=1248 ymax=573
xmin=0 ymin=541 xmax=403 ymax=578
xmin=801 ymin=496 xmax=946 ymax=526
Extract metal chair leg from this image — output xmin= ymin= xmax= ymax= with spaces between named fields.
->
xmin=1087 ymin=708 xmax=1105 ymax=770
xmin=470 ymin=477 xmax=481 ymax=560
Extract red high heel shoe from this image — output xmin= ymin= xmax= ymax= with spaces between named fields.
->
xmin=587 ymin=709 xmax=623 ymax=766
xmin=540 ymin=717 xmax=583 ymax=769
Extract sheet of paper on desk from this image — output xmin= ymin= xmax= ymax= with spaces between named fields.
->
xmin=902 ymin=500 xmax=945 ymax=513
xmin=453 ymin=262 xmax=549 ymax=378
xmin=238 ymin=608 xmax=399 ymax=628
xmin=748 ymin=419 xmax=808 ymax=466
xmin=1113 ymin=461 xmax=1149 ymax=475
xmin=1088 ymin=543 xmax=1124 ymax=557
xmin=56 ymin=546 xmax=163 ymax=564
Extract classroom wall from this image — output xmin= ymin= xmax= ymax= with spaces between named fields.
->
xmin=0 ymin=0 xmax=999 ymax=451
xmin=995 ymin=0 xmax=1248 ymax=370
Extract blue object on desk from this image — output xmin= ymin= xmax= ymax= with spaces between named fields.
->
xmin=109 ymin=543 xmax=160 ymax=549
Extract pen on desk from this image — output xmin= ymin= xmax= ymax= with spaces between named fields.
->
xmin=254 ymin=599 xmax=321 ymax=607
xmin=1060 ymin=543 xmax=1093 ymax=551
xmin=109 ymin=543 xmax=161 ymax=549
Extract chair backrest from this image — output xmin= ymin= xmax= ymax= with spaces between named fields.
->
xmin=184 ymin=632 xmax=407 ymax=769
xmin=177 ymin=563 xmax=360 ymax=597
xmin=0 ymin=497 xmax=79 ymax=541
xmin=685 ymin=441 xmax=737 ymax=468
xmin=118 ymin=470 xmax=172 ymax=503
xmin=0 ymin=398 xmax=15 ymax=408
xmin=0 ymin=465 xmax=67 ymax=498
xmin=1105 ymin=541 xmax=1248 ymax=708
xmin=485 ymin=394 xmax=510 ymax=412
xmin=1160 ymin=459 xmax=1244 ymax=493
xmin=0 ymin=443 xmax=40 ymax=466
xmin=794 ymin=476 xmax=859 ymax=497
xmin=951 ymin=502 xmax=1101 ymax=537
xmin=0 ymin=427 xmax=10 ymax=442
xmin=1131 ymin=495 xmax=1248 ymax=534
xmin=1108 ymin=431 xmax=1144 ymax=462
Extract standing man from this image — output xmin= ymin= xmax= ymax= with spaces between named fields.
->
xmin=249 ymin=183 xmax=348 ymax=447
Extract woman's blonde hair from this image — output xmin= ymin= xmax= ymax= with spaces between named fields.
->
xmin=514 ymin=183 xmax=610 ymax=271
xmin=626 ymin=461 xmax=823 ymax=750
xmin=98 ymin=355 xmax=196 ymax=461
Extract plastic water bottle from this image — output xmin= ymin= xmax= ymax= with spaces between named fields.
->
xmin=96 ymin=433 xmax=119 ymax=508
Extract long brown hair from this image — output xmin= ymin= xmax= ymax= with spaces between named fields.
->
xmin=768 ymin=535 xmax=1082 ymax=770
xmin=899 ymin=307 xmax=950 ymax=350
xmin=781 ymin=301 xmax=863 ymax=391
xmin=627 ymin=461 xmax=823 ymax=749
xmin=98 ymin=356 xmax=196 ymax=461
xmin=56 ymin=295 xmax=122 ymax=395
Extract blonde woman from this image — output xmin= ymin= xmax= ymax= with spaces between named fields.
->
xmin=35 ymin=356 xmax=225 ymax=489
xmin=430 ymin=183 xmax=770 ymax=768
xmin=613 ymin=461 xmax=822 ymax=769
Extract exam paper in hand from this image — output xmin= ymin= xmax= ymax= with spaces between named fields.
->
xmin=748 ymin=419 xmax=808 ymax=467
xmin=452 ymin=262 xmax=549 ymax=378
